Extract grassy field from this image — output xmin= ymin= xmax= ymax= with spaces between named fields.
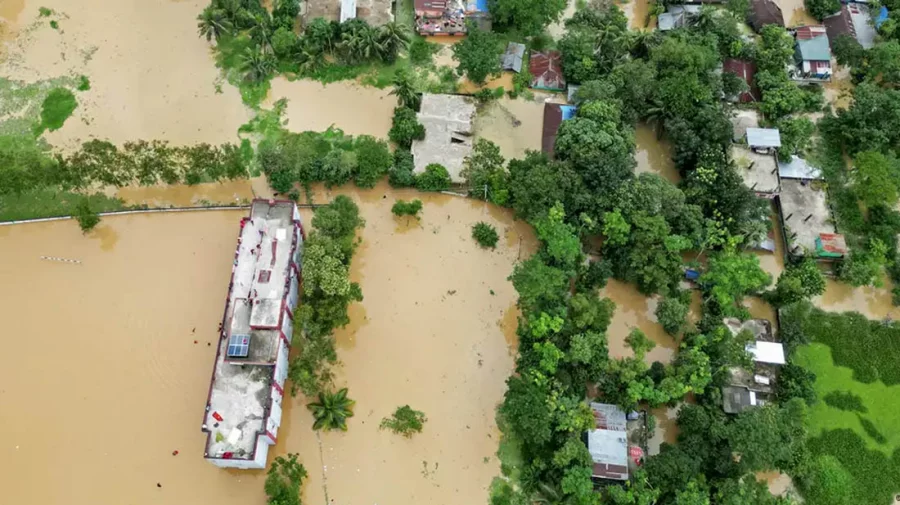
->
xmin=0 ymin=189 xmax=125 ymax=222
xmin=787 ymin=303 xmax=900 ymax=505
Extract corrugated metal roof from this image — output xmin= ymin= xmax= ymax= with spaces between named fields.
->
xmin=500 ymin=42 xmax=526 ymax=72
xmin=658 ymin=12 xmax=677 ymax=31
xmin=588 ymin=403 xmax=628 ymax=481
xmin=746 ymin=127 xmax=781 ymax=147
xmin=749 ymin=0 xmax=784 ymax=30
xmin=723 ymin=59 xmax=760 ymax=102
xmin=777 ymin=155 xmax=823 ymax=179
xmin=529 ymin=50 xmax=566 ymax=91
xmin=797 ymin=35 xmax=832 ymax=61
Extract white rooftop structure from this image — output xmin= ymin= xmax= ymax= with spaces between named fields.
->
xmin=746 ymin=341 xmax=786 ymax=365
xmin=202 ymin=200 xmax=304 ymax=469
xmin=340 ymin=0 xmax=357 ymax=22
xmin=587 ymin=403 xmax=629 ymax=481
xmin=411 ymin=93 xmax=476 ymax=183
xmin=746 ymin=127 xmax=781 ymax=148
xmin=778 ymin=155 xmax=823 ymax=180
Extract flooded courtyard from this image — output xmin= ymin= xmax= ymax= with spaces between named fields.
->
xmin=0 ymin=184 xmax=537 ymax=505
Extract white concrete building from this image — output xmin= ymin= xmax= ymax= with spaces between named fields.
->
xmin=201 ymin=199 xmax=304 ymax=469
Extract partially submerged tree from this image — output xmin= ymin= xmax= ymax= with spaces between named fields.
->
xmin=472 ymin=221 xmax=500 ymax=248
xmin=265 ymin=453 xmax=308 ymax=505
xmin=74 ymin=198 xmax=101 ymax=233
xmin=391 ymin=199 xmax=423 ymax=221
xmin=380 ymin=405 xmax=427 ymax=437
xmin=307 ymin=387 xmax=355 ymax=431
xmin=452 ymin=24 xmax=501 ymax=84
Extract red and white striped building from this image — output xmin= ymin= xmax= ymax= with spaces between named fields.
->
xmin=201 ymin=199 xmax=304 ymax=469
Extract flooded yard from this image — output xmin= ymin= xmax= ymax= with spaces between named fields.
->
xmin=474 ymin=97 xmax=544 ymax=161
xmin=634 ymin=123 xmax=679 ymax=184
xmin=1 ymin=0 xmax=251 ymax=150
xmin=0 ymin=183 xmax=537 ymax=505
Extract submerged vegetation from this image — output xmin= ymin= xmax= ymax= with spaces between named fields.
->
xmin=307 ymin=387 xmax=356 ymax=431
xmin=472 ymin=222 xmax=499 ymax=248
xmin=380 ymin=405 xmax=427 ymax=437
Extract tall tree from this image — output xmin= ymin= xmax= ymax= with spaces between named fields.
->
xmin=452 ymin=24 xmax=501 ymax=84
xmin=487 ymin=0 xmax=567 ymax=34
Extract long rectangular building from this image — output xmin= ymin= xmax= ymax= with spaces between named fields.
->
xmin=201 ymin=199 xmax=304 ymax=469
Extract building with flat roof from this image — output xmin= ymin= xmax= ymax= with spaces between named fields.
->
xmin=412 ymin=93 xmax=476 ymax=183
xmin=780 ymin=178 xmax=845 ymax=259
xmin=722 ymin=318 xmax=784 ymax=414
xmin=732 ymin=145 xmax=780 ymax=197
xmin=587 ymin=403 xmax=629 ymax=481
xmin=201 ymin=199 xmax=305 ymax=469
xmin=825 ymin=4 xmax=877 ymax=49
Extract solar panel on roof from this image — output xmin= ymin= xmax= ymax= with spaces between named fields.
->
xmin=227 ymin=334 xmax=251 ymax=358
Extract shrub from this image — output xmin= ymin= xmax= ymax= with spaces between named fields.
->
xmin=76 ymin=75 xmax=91 ymax=91
xmin=409 ymin=37 xmax=436 ymax=65
xmin=391 ymin=199 xmax=423 ymax=219
xmin=272 ymin=26 xmax=299 ymax=58
xmin=265 ymin=453 xmax=307 ymax=505
xmin=805 ymin=0 xmax=841 ymax=20
xmin=380 ymin=405 xmax=427 ymax=437
xmin=74 ymin=198 xmax=100 ymax=232
xmin=353 ymin=135 xmax=392 ymax=188
xmin=415 ymin=163 xmax=450 ymax=192
xmin=389 ymin=149 xmax=417 ymax=187
xmin=823 ymin=391 xmax=867 ymax=413
xmin=775 ymin=363 xmax=817 ymax=405
xmin=388 ymin=106 xmax=425 ymax=148
xmin=472 ymin=221 xmax=499 ymax=248
xmin=38 ymin=7 xmax=52 ymax=16
xmin=319 ymin=149 xmax=358 ymax=188
xmin=38 ymin=88 xmax=77 ymax=133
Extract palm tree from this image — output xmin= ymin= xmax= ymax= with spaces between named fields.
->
xmin=378 ymin=22 xmax=411 ymax=63
xmin=197 ymin=6 xmax=233 ymax=42
xmin=643 ymin=100 xmax=671 ymax=140
xmin=297 ymin=43 xmax=326 ymax=75
xmin=390 ymin=69 xmax=420 ymax=110
xmin=691 ymin=6 xmax=718 ymax=33
xmin=341 ymin=25 xmax=384 ymax=63
xmin=241 ymin=47 xmax=276 ymax=82
xmin=248 ymin=12 xmax=274 ymax=52
xmin=307 ymin=388 xmax=355 ymax=431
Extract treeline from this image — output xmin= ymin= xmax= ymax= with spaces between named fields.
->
xmin=0 ymin=137 xmax=250 ymax=196
xmin=812 ymin=7 xmax=900 ymax=294
xmin=198 ymin=0 xmax=410 ymax=99
xmin=288 ymin=195 xmax=364 ymax=396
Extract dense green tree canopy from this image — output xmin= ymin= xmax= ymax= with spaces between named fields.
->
xmin=487 ymin=0 xmax=567 ymax=34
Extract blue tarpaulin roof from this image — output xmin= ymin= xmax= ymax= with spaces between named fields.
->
xmin=876 ymin=6 xmax=889 ymax=27
xmin=560 ymin=106 xmax=577 ymax=121
xmin=467 ymin=0 xmax=488 ymax=12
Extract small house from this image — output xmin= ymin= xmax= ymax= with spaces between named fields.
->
xmin=723 ymin=59 xmax=760 ymax=103
xmin=500 ymin=42 xmax=526 ymax=73
xmin=658 ymin=4 xmax=701 ymax=31
xmin=721 ymin=319 xmax=784 ymax=414
xmin=792 ymin=26 xmax=832 ymax=81
xmin=587 ymin=403 xmax=629 ymax=482
xmin=411 ymin=94 xmax=476 ymax=183
xmin=746 ymin=127 xmax=781 ymax=153
xmin=748 ymin=0 xmax=784 ymax=31
xmin=415 ymin=0 xmax=468 ymax=36
xmin=825 ymin=4 xmax=877 ymax=49
xmin=542 ymin=103 xmax=577 ymax=158
xmin=529 ymin=50 xmax=566 ymax=92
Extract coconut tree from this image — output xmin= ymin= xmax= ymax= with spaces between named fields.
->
xmin=248 ymin=12 xmax=275 ymax=52
xmin=341 ymin=24 xmax=384 ymax=63
xmin=297 ymin=43 xmax=326 ymax=74
xmin=378 ymin=21 xmax=411 ymax=63
xmin=390 ymin=69 xmax=420 ymax=110
xmin=197 ymin=6 xmax=233 ymax=41
xmin=307 ymin=388 xmax=355 ymax=431
xmin=241 ymin=47 xmax=276 ymax=82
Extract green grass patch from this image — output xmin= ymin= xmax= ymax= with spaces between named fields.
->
xmin=36 ymin=88 xmax=77 ymax=134
xmin=796 ymin=343 xmax=900 ymax=505
xmin=0 ymin=189 xmax=125 ymax=222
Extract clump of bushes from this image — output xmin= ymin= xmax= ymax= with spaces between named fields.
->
xmin=391 ymin=199 xmax=423 ymax=220
xmin=388 ymin=106 xmax=425 ymax=148
xmin=36 ymin=88 xmax=77 ymax=134
xmin=380 ymin=405 xmax=427 ymax=437
xmin=415 ymin=163 xmax=451 ymax=192
xmin=389 ymin=150 xmax=417 ymax=187
xmin=472 ymin=221 xmax=499 ymax=248
xmin=74 ymin=198 xmax=100 ymax=233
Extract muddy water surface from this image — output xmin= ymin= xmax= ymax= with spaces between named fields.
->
xmin=814 ymin=277 xmax=897 ymax=320
xmin=634 ymin=123 xmax=679 ymax=183
xmin=602 ymin=279 xmax=678 ymax=365
xmin=0 ymin=183 xmax=537 ymax=505
xmin=619 ymin=0 xmax=654 ymax=30
xmin=1 ymin=0 xmax=251 ymax=150
xmin=475 ymin=97 xmax=544 ymax=161
xmin=265 ymin=77 xmax=397 ymax=138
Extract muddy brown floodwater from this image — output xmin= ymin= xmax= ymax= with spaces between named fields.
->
xmin=474 ymin=97 xmax=545 ymax=161
xmin=0 ymin=183 xmax=537 ymax=505
xmin=634 ymin=123 xmax=680 ymax=184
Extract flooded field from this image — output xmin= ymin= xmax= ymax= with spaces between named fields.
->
xmin=814 ymin=278 xmax=897 ymax=320
xmin=619 ymin=0 xmax=654 ymax=30
xmin=778 ymin=0 xmax=817 ymax=27
xmin=0 ymin=183 xmax=537 ymax=505
xmin=634 ymin=123 xmax=679 ymax=183
xmin=0 ymin=0 xmax=251 ymax=150
xmin=265 ymin=77 xmax=397 ymax=138
xmin=602 ymin=279 xmax=678 ymax=365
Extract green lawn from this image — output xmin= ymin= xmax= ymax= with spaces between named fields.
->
xmin=789 ymin=305 xmax=900 ymax=505
xmin=0 ymin=189 xmax=126 ymax=222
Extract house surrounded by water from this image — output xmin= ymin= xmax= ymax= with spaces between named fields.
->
xmin=201 ymin=199 xmax=304 ymax=469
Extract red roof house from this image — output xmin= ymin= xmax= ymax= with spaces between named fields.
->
xmin=529 ymin=50 xmax=566 ymax=92
xmin=723 ymin=59 xmax=760 ymax=103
